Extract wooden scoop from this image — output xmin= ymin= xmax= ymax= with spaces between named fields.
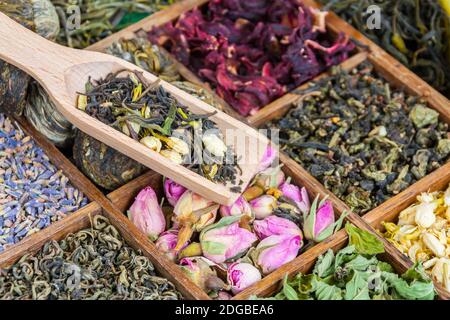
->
xmin=0 ymin=12 xmax=269 ymax=205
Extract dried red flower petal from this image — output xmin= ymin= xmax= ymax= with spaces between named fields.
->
xmin=149 ymin=0 xmax=354 ymax=116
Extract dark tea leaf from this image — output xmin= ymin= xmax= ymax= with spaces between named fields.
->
xmin=265 ymin=62 xmax=450 ymax=215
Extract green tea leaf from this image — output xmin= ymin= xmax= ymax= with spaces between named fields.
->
xmin=312 ymin=277 xmax=343 ymax=300
xmin=345 ymin=271 xmax=371 ymax=300
xmin=334 ymin=245 xmax=356 ymax=269
xmin=282 ymin=275 xmax=298 ymax=300
xmin=313 ymin=249 xmax=335 ymax=278
xmin=345 ymin=255 xmax=378 ymax=272
xmin=345 ymin=223 xmax=385 ymax=255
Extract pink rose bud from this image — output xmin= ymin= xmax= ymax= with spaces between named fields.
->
xmin=173 ymin=191 xmax=219 ymax=250
xmin=128 ymin=186 xmax=166 ymax=241
xmin=179 ymin=257 xmax=217 ymax=292
xmin=253 ymin=215 xmax=302 ymax=240
xmin=303 ymin=196 xmax=346 ymax=243
xmin=227 ymin=262 xmax=262 ymax=294
xmin=219 ymin=196 xmax=254 ymax=220
xmin=257 ymin=144 xmax=278 ymax=172
xmin=200 ymin=216 xmax=257 ymax=264
xmin=254 ymin=234 xmax=303 ymax=275
xmin=250 ymin=195 xmax=277 ymax=219
xmin=254 ymin=165 xmax=285 ymax=191
xmin=164 ymin=178 xmax=187 ymax=207
xmin=279 ymin=178 xmax=310 ymax=214
xmin=155 ymin=229 xmax=188 ymax=262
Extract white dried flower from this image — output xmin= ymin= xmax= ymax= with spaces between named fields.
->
xmin=398 ymin=206 xmax=417 ymax=226
xmin=160 ymin=149 xmax=183 ymax=164
xmin=422 ymin=233 xmax=446 ymax=257
xmin=415 ymin=202 xmax=437 ymax=228
xmin=202 ymin=134 xmax=227 ymax=157
xmin=140 ymin=136 xmax=162 ymax=152
xmin=431 ymin=258 xmax=450 ymax=292
xmin=168 ymin=137 xmax=190 ymax=156
xmin=417 ymin=192 xmax=435 ymax=203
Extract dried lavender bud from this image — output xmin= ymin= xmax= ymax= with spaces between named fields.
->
xmin=0 ymin=215 xmax=182 ymax=300
xmin=0 ymin=114 xmax=88 ymax=252
xmin=266 ymin=62 xmax=450 ymax=215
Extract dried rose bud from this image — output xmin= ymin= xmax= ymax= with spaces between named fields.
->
xmin=219 ymin=196 xmax=254 ymax=221
xmin=128 ymin=187 xmax=166 ymax=241
xmin=253 ymin=234 xmax=302 ymax=275
xmin=227 ymin=262 xmax=262 ymax=294
xmin=279 ymin=178 xmax=310 ymax=214
xmin=164 ymin=178 xmax=187 ymax=207
xmin=155 ymin=229 xmax=188 ymax=262
xmin=250 ymin=195 xmax=277 ymax=219
xmin=173 ymin=191 xmax=219 ymax=250
xmin=200 ymin=216 xmax=257 ymax=263
xmin=303 ymin=196 xmax=346 ymax=243
xmin=253 ymin=215 xmax=302 ymax=240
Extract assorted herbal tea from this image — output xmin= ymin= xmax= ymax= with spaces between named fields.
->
xmin=77 ymin=70 xmax=242 ymax=190
xmin=148 ymin=0 xmax=355 ymax=116
xmin=0 ymin=215 xmax=182 ymax=300
xmin=319 ymin=0 xmax=450 ymax=98
xmin=265 ymin=62 xmax=450 ymax=215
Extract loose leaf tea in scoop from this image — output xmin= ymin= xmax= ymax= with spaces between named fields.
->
xmin=149 ymin=0 xmax=355 ymax=116
xmin=77 ymin=70 xmax=242 ymax=189
xmin=319 ymin=0 xmax=450 ymax=98
xmin=266 ymin=62 xmax=450 ymax=215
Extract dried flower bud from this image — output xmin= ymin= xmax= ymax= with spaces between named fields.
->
xmin=257 ymin=144 xmax=278 ymax=172
xmin=219 ymin=196 xmax=254 ymax=220
xmin=254 ymin=165 xmax=285 ymax=191
xmin=160 ymin=149 xmax=183 ymax=164
xmin=202 ymin=134 xmax=227 ymax=157
xmin=155 ymin=229 xmax=188 ymax=262
xmin=200 ymin=216 xmax=257 ymax=264
xmin=167 ymin=136 xmax=190 ymax=155
xmin=179 ymin=257 xmax=217 ymax=292
xmin=227 ymin=262 xmax=262 ymax=294
xmin=422 ymin=233 xmax=446 ymax=257
xmin=414 ymin=202 xmax=437 ymax=228
xmin=164 ymin=178 xmax=187 ymax=207
xmin=140 ymin=136 xmax=162 ymax=152
xmin=128 ymin=187 xmax=166 ymax=241
xmin=279 ymin=179 xmax=310 ymax=214
xmin=253 ymin=234 xmax=302 ymax=275
xmin=249 ymin=195 xmax=277 ymax=220
xmin=253 ymin=215 xmax=302 ymax=240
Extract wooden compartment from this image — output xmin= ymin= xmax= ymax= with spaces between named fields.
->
xmin=85 ymin=0 xmax=364 ymax=123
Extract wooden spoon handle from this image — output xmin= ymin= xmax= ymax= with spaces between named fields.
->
xmin=0 ymin=12 xmax=74 ymax=84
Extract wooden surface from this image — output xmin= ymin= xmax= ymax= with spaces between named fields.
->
xmin=0 ymin=11 xmax=269 ymax=206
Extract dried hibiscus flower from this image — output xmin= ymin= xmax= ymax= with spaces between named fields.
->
xmin=149 ymin=0 xmax=355 ymax=116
